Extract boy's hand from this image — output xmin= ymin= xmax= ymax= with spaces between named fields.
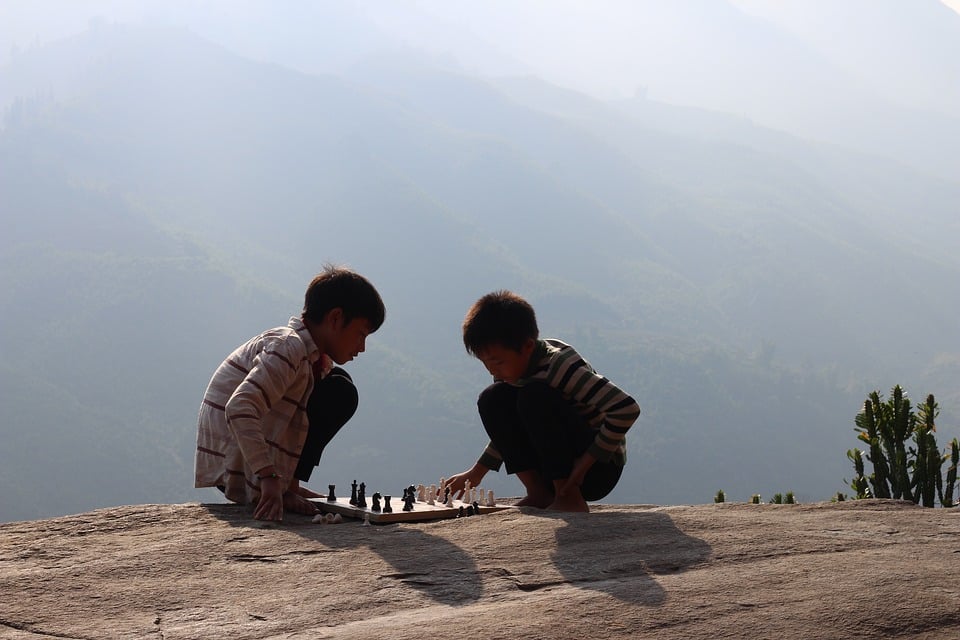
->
xmin=254 ymin=476 xmax=285 ymax=521
xmin=559 ymin=451 xmax=596 ymax=497
xmin=445 ymin=463 xmax=489 ymax=499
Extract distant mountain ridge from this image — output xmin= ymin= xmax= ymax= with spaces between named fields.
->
xmin=1 ymin=19 xmax=958 ymax=522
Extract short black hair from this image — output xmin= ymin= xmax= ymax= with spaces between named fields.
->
xmin=303 ymin=265 xmax=385 ymax=331
xmin=462 ymin=290 xmax=538 ymax=355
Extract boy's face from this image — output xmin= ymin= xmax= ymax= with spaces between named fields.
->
xmin=326 ymin=313 xmax=373 ymax=365
xmin=476 ymin=339 xmax=536 ymax=384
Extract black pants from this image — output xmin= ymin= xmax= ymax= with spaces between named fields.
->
xmin=478 ymin=381 xmax=622 ymax=501
xmin=294 ymin=367 xmax=358 ymax=482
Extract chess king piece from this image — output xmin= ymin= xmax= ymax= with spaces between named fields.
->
xmin=349 ymin=480 xmax=358 ymax=506
xmin=383 ymin=495 xmax=393 ymax=513
xmin=357 ymin=482 xmax=367 ymax=509
xmin=372 ymin=492 xmax=382 ymax=513
xmin=327 ymin=484 xmax=337 ymax=502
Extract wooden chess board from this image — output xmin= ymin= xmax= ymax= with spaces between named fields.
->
xmin=310 ymin=495 xmax=513 ymax=524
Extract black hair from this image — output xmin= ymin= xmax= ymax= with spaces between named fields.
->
xmin=302 ymin=265 xmax=385 ymax=331
xmin=462 ymin=290 xmax=538 ymax=355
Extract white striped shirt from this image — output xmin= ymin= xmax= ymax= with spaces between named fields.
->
xmin=194 ymin=317 xmax=331 ymax=504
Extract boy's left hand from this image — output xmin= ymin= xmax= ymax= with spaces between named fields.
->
xmin=559 ymin=451 xmax=596 ymax=496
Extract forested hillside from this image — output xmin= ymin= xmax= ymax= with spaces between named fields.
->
xmin=2 ymin=5 xmax=958 ymax=522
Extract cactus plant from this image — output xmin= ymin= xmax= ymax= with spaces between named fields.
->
xmin=714 ymin=489 xmax=725 ymax=504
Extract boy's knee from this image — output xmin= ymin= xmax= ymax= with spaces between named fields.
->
xmin=516 ymin=381 xmax=560 ymax=412
xmin=477 ymin=381 xmax=515 ymax=413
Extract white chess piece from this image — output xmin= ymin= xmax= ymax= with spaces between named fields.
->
xmin=362 ymin=513 xmax=371 ymax=526
xmin=486 ymin=490 xmax=496 ymax=507
xmin=417 ymin=484 xmax=426 ymax=502
xmin=312 ymin=513 xmax=326 ymax=524
xmin=332 ymin=513 xmax=343 ymax=524
xmin=427 ymin=485 xmax=436 ymax=506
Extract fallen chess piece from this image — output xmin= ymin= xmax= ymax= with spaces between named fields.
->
xmin=362 ymin=513 xmax=371 ymax=526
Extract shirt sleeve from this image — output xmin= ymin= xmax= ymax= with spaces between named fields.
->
xmin=551 ymin=346 xmax=641 ymax=463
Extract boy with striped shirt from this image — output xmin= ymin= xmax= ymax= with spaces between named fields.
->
xmin=195 ymin=266 xmax=385 ymax=521
xmin=445 ymin=290 xmax=640 ymax=512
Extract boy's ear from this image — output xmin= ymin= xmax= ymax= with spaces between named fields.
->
xmin=324 ymin=307 xmax=345 ymax=328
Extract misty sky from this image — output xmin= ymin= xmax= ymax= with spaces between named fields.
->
xmin=3 ymin=1 xmax=959 ymax=105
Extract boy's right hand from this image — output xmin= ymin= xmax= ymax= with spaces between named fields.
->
xmin=445 ymin=463 xmax=488 ymax=499
xmin=254 ymin=476 xmax=285 ymax=521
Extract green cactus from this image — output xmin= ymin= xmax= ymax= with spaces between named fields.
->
xmin=940 ymin=438 xmax=958 ymax=508
xmin=750 ymin=494 xmax=762 ymax=504
xmin=714 ymin=489 xmax=726 ymax=504
xmin=848 ymin=387 xmax=955 ymax=507
xmin=785 ymin=491 xmax=797 ymax=504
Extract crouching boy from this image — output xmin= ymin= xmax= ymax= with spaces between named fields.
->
xmin=445 ymin=290 xmax=640 ymax=512
xmin=195 ymin=266 xmax=385 ymax=521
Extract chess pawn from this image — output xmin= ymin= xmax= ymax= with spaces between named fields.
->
xmin=426 ymin=485 xmax=436 ymax=506
xmin=486 ymin=490 xmax=495 ymax=507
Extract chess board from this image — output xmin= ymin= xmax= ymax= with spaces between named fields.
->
xmin=310 ymin=495 xmax=513 ymax=524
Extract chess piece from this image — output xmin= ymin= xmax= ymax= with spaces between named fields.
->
xmin=332 ymin=513 xmax=343 ymax=524
xmin=403 ymin=493 xmax=415 ymax=512
xmin=357 ymin=482 xmax=367 ymax=509
xmin=457 ymin=506 xmax=465 ymax=518
xmin=362 ymin=513 xmax=370 ymax=526
xmin=486 ymin=490 xmax=496 ymax=507
xmin=444 ymin=486 xmax=451 ymax=505
xmin=407 ymin=485 xmax=417 ymax=502
xmin=465 ymin=505 xmax=475 ymax=516
xmin=349 ymin=480 xmax=358 ymax=506
xmin=325 ymin=513 xmax=336 ymax=524
xmin=417 ymin=484 xmax=426 ymax=502
xmin=464 ymin=479 xmax=472 ymax=493
xmin=472 ymin=501 xmax=481 ymax=514
xmin=372 ymin=492 xmax=382 ymax=513
xmin=327 ymin=484 xmax=337 ymax=502
xmin=312 ymin=513 xmax=325 ymax=524
xmin=383 ymin=495 xmax=393 ymax=513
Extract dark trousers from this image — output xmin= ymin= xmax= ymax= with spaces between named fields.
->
xmin=294 ymin=367 xmax=358 ymax=482
xmin=478 ymin=381 xmax=622 ymax=501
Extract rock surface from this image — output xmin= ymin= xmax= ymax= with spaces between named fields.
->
xmin=1 ymin=500 xmax=958 ymax=639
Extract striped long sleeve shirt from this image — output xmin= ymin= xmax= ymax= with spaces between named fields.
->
xmin=478 ymin=339 xmax=640 ymax=470
xmin=194 ymin=316 xmax=332 ymax=505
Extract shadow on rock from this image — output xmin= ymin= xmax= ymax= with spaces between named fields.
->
xmin=550 ymin=511 xmax=712 ymax=605
xmin=202 ymin=503 xmax=483 ymax=606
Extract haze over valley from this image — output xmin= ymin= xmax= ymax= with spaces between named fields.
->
xmin=2 ymin=1 xmax=958 ymax=522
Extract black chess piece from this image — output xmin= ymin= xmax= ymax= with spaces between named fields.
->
xmin=349 ymin=480 xmax=358 ymax=506
xmin=358 ymin=482 xmax=367 ymax=509
xmin=383 ymin=495 xmax=393 ymax=513
xmin=327 ymin=484 xmax=337 ymax=502
xmin=402 ymin=493 xmax=415 ymax=512
xmin=465 ymin=505 xmax=475 ymax=516
xmin=372 ymin=492 xmax=382 ymax=513
xmin=472 ymin=501 xmax=481 ymax=514
xmin=457 ymin=505 xmax=465 ymax=518
xmin=407 ymin=485 xmax=417 ymax=502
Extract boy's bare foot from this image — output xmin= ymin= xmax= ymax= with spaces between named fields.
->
xmin=515 ymin=489 xmax=554 ymax=509
xmin=547 ymin=492 xmax=590 ymax=512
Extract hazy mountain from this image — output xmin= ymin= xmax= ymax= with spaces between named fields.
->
xmin=1 ymin=15 xmax=957 ymax=522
